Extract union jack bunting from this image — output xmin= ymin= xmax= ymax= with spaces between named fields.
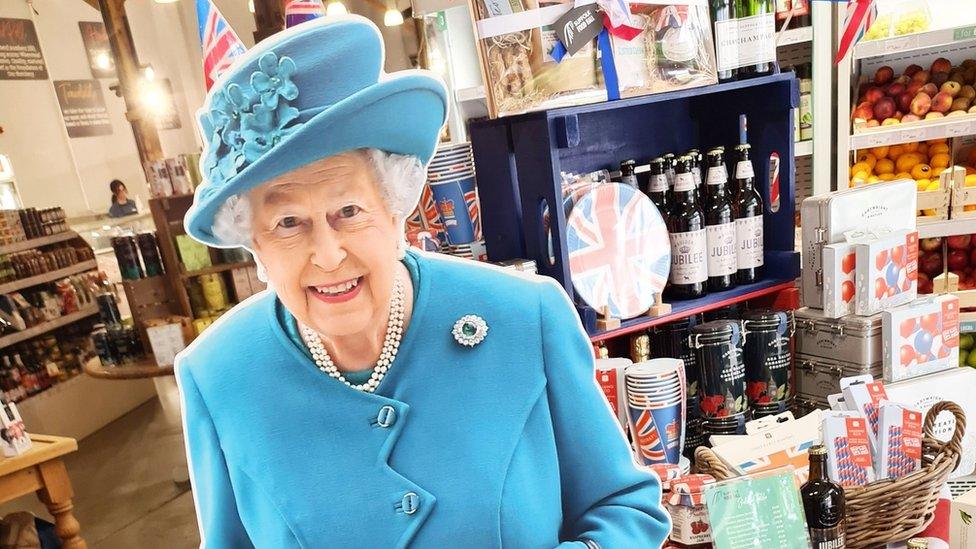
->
xmin=633 ymin=410 xmax=667 ymax=463
xmin=285 ymin=0 xmax=325 ymax=28
xmin=565 ymin=183 xmax=670 ymax=319
xmin=196 ymin=0 xmax=247 ymax=90
xmin=835 ymin=0 xmax=877 ymax=64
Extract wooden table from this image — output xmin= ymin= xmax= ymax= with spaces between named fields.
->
xmin=0 ymin=434 xmax=85 ymax=548
xmin=83 ymin=356 xmax=174 ymax=380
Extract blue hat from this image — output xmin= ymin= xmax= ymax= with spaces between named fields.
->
xmin=185 ymin=16 xmax=448 ymax=247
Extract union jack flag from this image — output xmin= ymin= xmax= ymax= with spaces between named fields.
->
xmin=835 ymin=0 xmax=877 ymax=64
xmin=565 ymin=183 xmax=670 ymax=319
xmin=737 ymin=441 xmax=816 ymax=483
xmin=285 ymin=0 xmax=325 ymax=28
xmin=464 ymin=189 xmax=482 ymax=241
xmin=633 ymin=409 xmax=667 ymax=463
xmin=196 ymin=0 xmax=246 ymax=91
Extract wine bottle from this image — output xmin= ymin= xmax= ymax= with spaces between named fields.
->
xmin=704 ymin=149 xmax=737 ymax=292
xmin=801 ymin=445 xmax=847 ymax=549
xmin=667 ymin=156 xmax=708 ymax=299
xmin=733 ymin=143 xmax=764 ymax=284
xmin=734 ymin=0 xmax=776 ymax=78
xmin=646 ymin=157 xmax=670 ymax=215
xmin=711 ymin=0 xmax=738 ymax=81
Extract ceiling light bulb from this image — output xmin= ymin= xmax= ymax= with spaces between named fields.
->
xmin=248 ymin=0 xmax=255 ymax=13
xmin=384 ymin=8 xmax=403 ymax=26
xmin=144 ymin=66 xmax=155 ymax=82
xmin=325 ymin=1 xmax=347 ymax=16
xmin=95 ymin=52 xmax=112 ymax=70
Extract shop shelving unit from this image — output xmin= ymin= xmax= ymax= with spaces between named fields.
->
xmin=470 ymin=72 xmax=801 ymax=338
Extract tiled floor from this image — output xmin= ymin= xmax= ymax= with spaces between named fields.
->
xmin=0 ymin=400 xmax=200 ymax=548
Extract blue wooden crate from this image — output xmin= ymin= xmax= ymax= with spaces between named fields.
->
xmin=469 ymin=73 xmax=802 ymax=334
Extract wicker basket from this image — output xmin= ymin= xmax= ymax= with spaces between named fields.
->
xmin=695 ymin=401 xmax=966 ymax=549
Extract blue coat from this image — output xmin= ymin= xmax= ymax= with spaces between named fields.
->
xmin=176 ymin=251 xmax=670 ymax=548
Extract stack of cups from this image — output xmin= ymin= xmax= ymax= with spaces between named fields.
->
xmin=690 ymin=320 xmax=751 ymax=439
xmin=426 ymin=142 xmax=487 ymax=261
xmin=624 ymin=359 xmax=686 ymax=467
xmin=651 ymin=317 xmax=703 ymax=459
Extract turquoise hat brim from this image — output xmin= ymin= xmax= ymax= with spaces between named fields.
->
xmin=185 ymin=71 xmax=448 ymax=247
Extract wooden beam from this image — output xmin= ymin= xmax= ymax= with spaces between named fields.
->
xmin=79 ymin=0 xmax=100 ymax=11
xmin=95 ymin=0 xmax=164 ymax=174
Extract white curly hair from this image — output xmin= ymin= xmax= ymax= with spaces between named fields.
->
xmin=210 ymin=148 xmax=427 ymax=251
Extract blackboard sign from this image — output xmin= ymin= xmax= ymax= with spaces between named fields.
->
xmin=53 ymin=80 xmax=113 ymax=138
xmin=78 ymin=21 xmax=115 ymax=79
xmin=0 ymin=18 xmax=48 ymax=80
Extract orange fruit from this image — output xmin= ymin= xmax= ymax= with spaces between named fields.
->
xmin=925 ymin=180 xmax=941 ymax=191
xmin=930 ymin=153 xmax=951 ymax=170
xmin=889 ymin=144 xmax=907 ymax=158
xmin=856 ymin=151 xmax=878 ymax=169
xmin=876 ymin=159 xmax=896 ymax=175
xmin=929 ymin=143 xmax=951 ymax=156
xmin=916 ymin=179 xmax=930 ymax=191
xmin=851 ymin=162 xmax=873 ymax=177
xmin=911 ymin=164 xmax=933 ymax=180
xmin=878 ymin=173 xmax=897 ymax=181
xmin=895 ymin=154 xmax=922 ymax=173
xmin=917 ymin=143 xmax=929 ymax=155
xmin=928 ymin=138 xmax=948 ymax=146
xmin=870 ymin=145 xmax=890 ymax=159
xmin=904 ymin=142 xmax=920 ymax=153
xmin=965 ymin=174 xmax=976 ymax=187
xmin=895 ymin=172 xmax=913 ymax=179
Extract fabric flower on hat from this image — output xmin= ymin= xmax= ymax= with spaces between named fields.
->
xmin=211 ymin=83 xmax=255 ymax=150
xmin=240 ymin=102 xmax=301 ymax=162
xmin=250 ymin=52 xmax=299 ymax=110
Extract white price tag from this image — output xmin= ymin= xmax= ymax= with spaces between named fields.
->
xmin=884 ymin=36 xmax=918 ymax=53
xmin=900 ymin=127 xmax=925 ymax=142
xmin=868 ymin=134 xmax=889 ymax=147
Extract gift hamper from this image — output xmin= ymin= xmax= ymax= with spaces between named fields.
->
xmin=695 ymin=401 xmax=965 ymax=549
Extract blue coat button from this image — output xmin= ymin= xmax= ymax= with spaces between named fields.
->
xmin=377 ymin=405 xmax=397 ymax=428
xmin=401 ymin=492 xmax=419 ymax=515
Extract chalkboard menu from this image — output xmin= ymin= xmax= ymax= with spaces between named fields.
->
xmin=0 ymin=18 xmax=48 ymax=80
xmin=53 ymin=80 xmax=113 ymax=138
xmin=78 ymin=21 xmax=115 ymax=79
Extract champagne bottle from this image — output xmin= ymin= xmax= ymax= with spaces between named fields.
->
xmin=734 ymin=0 xmax=776 ymax=78
xmin=711 ymin=0 xmax=738 ymax=81
xmin=733 ymin=144 xmax=764 ymax=284
xmin=704 ymin=149 xmax=737 ymax=292
xmin=801 ymin=445 xmax=847 ymax=549
xmin=667 ymin=156 xmax=708 ymax=299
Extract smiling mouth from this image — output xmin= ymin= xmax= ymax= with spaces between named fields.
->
xmin=308 ymin=277 xmax=364 ymax=303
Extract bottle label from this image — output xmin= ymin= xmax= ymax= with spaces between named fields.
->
xmin=810 ymin=525 xmax=846 ymax=549
xmin=621 ymin=174 xmax=638 ymax=188
xmin=736 ymin=160 xmax=755 ymax=180
xmin=706 ymin=166 xmax=727 ymax=186
xmin=706 ymin=222 xmax=737 ymax=276
xmin=716 ymin=14 xmax=776 ymax=72
xmin=736 ymin=215 xmax=764 ymax=269
xmin=674 ymin=172 xmax=695 ymax=192
xmin=649 ymin=174 xmax=669 ymax=193
xmin=800 ymin=89 xmax=813 ymax=138
xmin=669 ymin=229 xmax=708 ymax=284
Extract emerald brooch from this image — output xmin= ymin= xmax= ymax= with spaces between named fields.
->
xmin=452 ymin=315 xmax=488 ymax=347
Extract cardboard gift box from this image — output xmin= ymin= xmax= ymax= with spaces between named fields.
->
xmin=951 ymin=487 xmax=976 ymax=549
xmin=881 ymin=295 xmax=959 ymax=383
xmin=854 ymin=229 xmax=918 ymax=316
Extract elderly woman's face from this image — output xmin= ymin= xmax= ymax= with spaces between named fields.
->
xmin=248 ymin=151 xmax=400 ymax=338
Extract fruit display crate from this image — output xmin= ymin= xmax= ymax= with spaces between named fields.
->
xmin=855 ymin=24 xmax=976 ymax=60
xmin=469 ymin=73 xmax=801 ymax=336
xmin=948 ymin=166 xmax=976 ymax=219
xmin=852 ymin=115 xmax=976 ymax=149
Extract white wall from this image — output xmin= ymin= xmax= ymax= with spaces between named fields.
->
xmin=0 ymin=0 xmax=417 ymax=218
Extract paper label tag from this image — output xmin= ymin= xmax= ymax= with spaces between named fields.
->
xmin=596 ymin=368 xmax=619 ymax=415
xmin=706 ymin=166 xmax=727 ymax=186
xmin=670 ymin=229 xmax=708 ymax=284
xmin=735 ymin=160 xmax=754 ymax=180
xmin=845 ymin=417 xmax=873 ymax=469
xmin=942 ymin=297 xmax=960 ymax=349
xmin=735 ymin=215 xmax=764 ymax=269
xmin=706 ymin=222 xmax=737 ymax=276
xmin=553 ymin=5 xmax=602 ymax=57
xmin=903 ymin=409 xmax=923 ymax=462
xmin=649 ymin=174 xmax=669 ymax=193
xmin=674 ymin=172 xmax=696 ymax=192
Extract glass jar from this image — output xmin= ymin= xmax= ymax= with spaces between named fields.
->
xmin=741 ymin=309 xmax=795 ymax=418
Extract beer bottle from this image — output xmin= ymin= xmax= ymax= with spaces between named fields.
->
xmin=619 ymin=159 xmax=638 ymax=188
xmin=687 ymin=149 xmax=704 ymax=202
xmin=663 ymin=152 xmax=677 ymax=187
xmin=646 ymin=157 xmax=670 ymax=215
xmin=733 ymin=144 xmax=764 ymax=284
xmin=801 ymin=445 xmax=847 ymax=549
xmin=704 ymin=149 xmax=737 ymax=292
xmin=667 ymin=156 xmax=708 ymax=299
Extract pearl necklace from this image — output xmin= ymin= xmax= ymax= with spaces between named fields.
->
xmin=299 ymin=276 xmax=405 ymax=393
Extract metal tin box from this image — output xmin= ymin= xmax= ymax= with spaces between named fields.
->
xmin=795 ymin=307 xmax=883 ymax=365
xmin=795 ymin=352 xmax=882 ymax=402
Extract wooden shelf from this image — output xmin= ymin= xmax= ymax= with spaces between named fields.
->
xmin=851 ymin=114 xmax=976 ymax=149
xmin=918 ymin=218 xmax=976 ymax=239
xmin=0 ymin=231 xmax=79 ymax=256
xmin=0 ymin=260 xmax=97 ymax=295
xmin=181 ymin=261 xmax=255 ymax=279
xmin=589 ymin=279 xmax=796 ymax=342
xmin=0 ymin=305 xmax=99 ymax=349
xmin=854 ymin=24 xmax=976 ymax=60
xmin=795 ymin=140 xmax=812 ymax=157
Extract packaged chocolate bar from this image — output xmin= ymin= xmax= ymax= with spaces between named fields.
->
xmin=881 ymin=295 xmax=960 ymax=383
xmin=876 ymin=402 xmax=922 ymax=480
xmin=854 ymin=229 xmax=918 ymax=316
xmin=822 ymin=411 xmax=876 ymax=487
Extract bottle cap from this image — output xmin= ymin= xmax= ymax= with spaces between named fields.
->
xmin=808 ymin=444 xmax=827 ymax=456
xmin=907 ymin=539 xmax=928 ymax=549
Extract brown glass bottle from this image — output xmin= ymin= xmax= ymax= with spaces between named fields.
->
xmin=732 ymin=144 xmax=764 ymax=285
xmin=801 ymin=445 xmax=847 ymax=549
xmin=667 ymin=156 xmax=707 ymax=299
xmin=704 ymin=149 xmax=736 ymax=292
xmin=646 ymin=157 xmax=670 ymax=215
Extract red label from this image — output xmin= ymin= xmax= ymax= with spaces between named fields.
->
xmin=597 ymin=369 xmax=619 ymax=414
xmin=902 ymin=409 xmax=923 ymax=462
xmin=942 ymin=297 xmax=960 ymax=349
xmin=845 ymin=418 xmax=874 ymax=469
xmin=867 ymin=382 xmax=888 ymax=405
xmin=906 ymin=232 xmax=919 ymax=281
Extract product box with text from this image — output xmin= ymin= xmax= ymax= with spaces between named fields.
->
xmin=882 ymin=295 xmax=959 ymax=383
xmin=855 ymin=229 xmax=918 ymax=316
xmin=822 ymin=242 xmax=857 ymax=318
xmin=822 ymin=411 xmax=876 ymax=488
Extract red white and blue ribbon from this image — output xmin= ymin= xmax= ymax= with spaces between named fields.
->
xmin=285 ymin=0 xmax=325 ymax=29
xmin=835 ymin=0 xmax=877 ymax=64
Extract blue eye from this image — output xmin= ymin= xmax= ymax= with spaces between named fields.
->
xmin=338 ymin=205 xmax=361 ymax=219
xmin=278 ymin=216 xmax=301 ymax=229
